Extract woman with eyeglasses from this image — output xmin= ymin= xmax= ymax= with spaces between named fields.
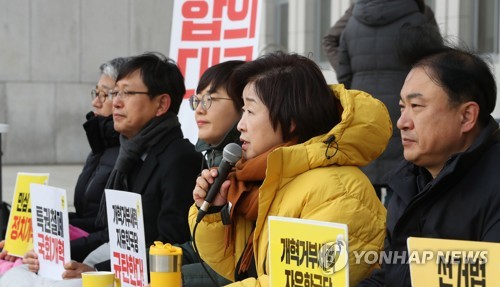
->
xmin=190 ymin=60 xmax=245 ymax=168
xmin=180 ymin=60 xmax=245 ymax=287
xmin=68 ymin=57 xmax=129 ymax=262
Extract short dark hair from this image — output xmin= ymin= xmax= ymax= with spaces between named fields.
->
xmin=117 ymin=52 xmax=186 ymax=114
xmin=196 ymin=60 xmax=246 ymax=111
xmin=415 ymin=49 xmax=497 ymax=126
xmin=229 ymin=52 xmax=340 ymax=143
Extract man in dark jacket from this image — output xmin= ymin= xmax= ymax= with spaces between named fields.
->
xmin=358 ymin=45 xmax=500 ymax=286
xmin=9 ymin=53 xmax=202 ymax=285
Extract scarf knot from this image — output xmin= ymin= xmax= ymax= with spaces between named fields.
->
xmin=224 ymin=141 xmax=296 ymax=275
xmin=95 ymin=112 xmax=181 ymax=228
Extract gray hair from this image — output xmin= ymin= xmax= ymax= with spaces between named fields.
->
xmin=99 ymin=57 xmax=129 ymax=80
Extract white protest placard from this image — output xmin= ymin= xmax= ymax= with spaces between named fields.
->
xmin=170 ymin=0 xmax=262 ymax=144
xmin=106 ymin=189 xmax=148 ymax=287
xmin=30 ymin=183 xmax=70 ymax=280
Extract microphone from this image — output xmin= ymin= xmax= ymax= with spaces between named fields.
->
xmin=196 ymin=143 xmax=242 ymax=223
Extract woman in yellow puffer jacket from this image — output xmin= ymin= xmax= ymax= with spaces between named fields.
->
xmin=189 ymin=51 xmax=391 ymax=287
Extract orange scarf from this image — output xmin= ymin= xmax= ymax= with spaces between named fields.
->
xmin=225 ymin=140 xmax=297 ymax=274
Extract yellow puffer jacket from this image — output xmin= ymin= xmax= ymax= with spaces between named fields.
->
xmin=188 ymin=84 xmax=391 ymax=286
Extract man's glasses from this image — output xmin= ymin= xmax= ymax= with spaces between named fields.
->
xmin=108 ymin=90 xmax=150 ymax=100
xmin=189 ymin=93 xmax=232 ymax=111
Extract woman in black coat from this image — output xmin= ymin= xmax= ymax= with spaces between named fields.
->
xmin=69 ymin=57 xmax=128 ymax=261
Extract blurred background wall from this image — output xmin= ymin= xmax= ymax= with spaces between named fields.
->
xmin=1 ymin=0 xmax=499 ymax=164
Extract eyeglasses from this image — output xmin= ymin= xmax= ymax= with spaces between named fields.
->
xmin=108 ymin=90 xmax=150 ymax=100
xmin=189 ymin=93 xmax=233 ymax=111
xmin=91 ymin=89 xmax=110 ymax=103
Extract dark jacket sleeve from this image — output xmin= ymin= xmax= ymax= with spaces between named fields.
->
xmin=94 ymin=260 xmax=111 ymax=272
xmin=72 ymin=120 xmax=119 ymax=233
xmin=357 ymin=269 xmax=385 ymax=287
xmin=70 ymin=228 xmax=109 ymax=262
xmin=322 ymin=4 xmax=354 ymax=71
xmin=482 ymin=202 xmax=500 ymax=241
xmin=336 ymin=30 xmax=353 ymax=88
xmin=69 ymin=216 xmax=96 ymax=234
xmin=155 ymin=146 xmax=200 ymax=244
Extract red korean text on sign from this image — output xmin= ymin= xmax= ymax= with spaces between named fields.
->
xmin=176 ymin=0 xmax=259 ymax=97
xmin=9 ymin=215 xmax=32 ymax=242
xmin=181 ymin=0 xmax=257 ymax=41
xmin=113 ymin=251 xmax=145 ymax=287
xmin=37 ymin=234 xmax=65 ymax=264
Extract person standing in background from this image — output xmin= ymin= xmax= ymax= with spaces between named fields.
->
xmin=323 ymin=0 xmax=437 ymax=72
xmin=325 ymin=0 xmax=440 ymax=204
xmin=322 ymin=3 xmax=354 ymax=70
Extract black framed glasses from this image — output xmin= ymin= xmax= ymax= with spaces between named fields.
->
xmin=91 ymin=89 xmax=110 ymax=103
xmin=189 ymin=93 xmax=232 ymax=111
xmin=108 ymin=90 xmax=150 ymax=100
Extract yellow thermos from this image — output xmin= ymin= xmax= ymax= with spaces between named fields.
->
xmin=149 ymin=241 xmax=182 ymax=287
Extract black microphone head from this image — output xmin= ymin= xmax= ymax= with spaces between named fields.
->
xmin=223 ymin=143 xmax=242 ymax=165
